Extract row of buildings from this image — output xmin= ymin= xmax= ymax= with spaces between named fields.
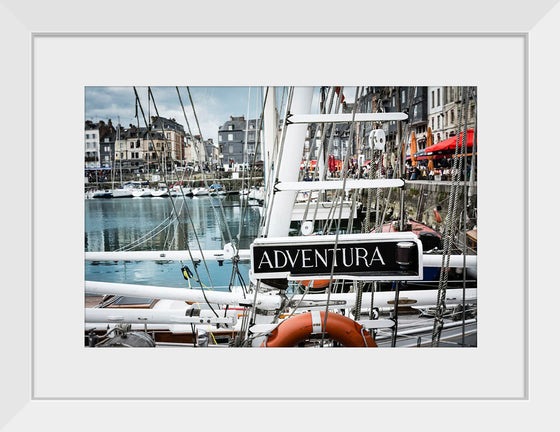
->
xmin=85 ymin=87 xmax=475 ymax=173
xmin=302 ymin=86 xmax=476 ymax=165
xmin=85 ymin=117 xmax=224 ymax=172
xmin=85 ymin=115 xmax=263 ymax=173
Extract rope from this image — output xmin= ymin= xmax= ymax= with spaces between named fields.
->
xmin=431 ymin=86 xmax=470 ymax=346
xmin=133 ymin=87 xmax=220 ymax=317
xmin=320 ymin=86 xmax=363 ymax=346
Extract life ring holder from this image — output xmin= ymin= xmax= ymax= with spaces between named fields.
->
xmin=261 ymin=311 xmax=377 ymax=347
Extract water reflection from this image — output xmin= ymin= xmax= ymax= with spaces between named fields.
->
xmin=85 ymin=195 xmax=260 ymax=288
xmin=85 ymin=195 xmax=260 ymax=252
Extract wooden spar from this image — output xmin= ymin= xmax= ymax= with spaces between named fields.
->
xmin=275 ymin=178 xmax=404 ymax=191
xmin=85 ymin=281 xmax=282 ymax=310
xmin=287 ymin=112 xmax=408 ymax=124
xmin=85 ymin=249 xmax=476 ymax=268
xmin=85 ymin=280 xmax=475 ymax=310
xmin=85 ymin=308 xmax=236 ymax=325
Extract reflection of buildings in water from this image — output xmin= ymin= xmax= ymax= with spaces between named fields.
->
xmin=85 ymin=197 xmax=263 ymax=253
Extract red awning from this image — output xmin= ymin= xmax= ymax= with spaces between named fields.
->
xmin=424 ymin=129 xmax=475 ymax=155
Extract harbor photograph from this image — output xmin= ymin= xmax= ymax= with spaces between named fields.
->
xmin=84 ymin=86 xmax=478 ymax=348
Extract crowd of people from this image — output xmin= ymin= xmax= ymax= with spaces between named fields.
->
xmin=302 ymin=157 xmax=473 ymax=182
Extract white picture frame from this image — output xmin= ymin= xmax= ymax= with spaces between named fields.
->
xmin=2 ymin=0 xmax=557 ymax=429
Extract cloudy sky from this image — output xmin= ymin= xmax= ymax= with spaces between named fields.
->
xmin=85 ymin=86 xmax=357 ymax=142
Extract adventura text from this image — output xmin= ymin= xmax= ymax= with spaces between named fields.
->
xmin=256 ymin=246 xmax=386 ymax=271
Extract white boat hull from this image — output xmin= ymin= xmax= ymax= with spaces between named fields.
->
xmin=112 ymin=188 xmax=133 ymax=198
xmin=132 ymin=188 xmax=152 ymax=197
xmin=192 ymin=187 xmax=209 ymax=196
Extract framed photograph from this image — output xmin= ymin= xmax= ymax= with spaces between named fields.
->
xmin=2 ymin=0 xmax=556 ymax=429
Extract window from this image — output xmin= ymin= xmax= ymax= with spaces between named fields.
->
xmin=437 ymin=88 xmax=440 ymax=106
xmin=228 ymin=133 xmax=233 ymax=141
xmin=229 ymin=125 xmax=234 ymax=131
xmin=431 ymin=91 xmax=434 ymax=108
xmin=431 ymin=118 xmax=434 ymax=130
xmin=437 ymin=116 xmax=440 ymax=129
xmin=445 ymin=112 xmax=448 ymax=126
xmin=120 ymin=153 xmax=123 ymax=159
xmin=86 ymin=134 xmax=90 ymax=139
xmin=229 ymin=145 xmax=234 ymax=154
xmin=130 ymin=143 xmax=134 ymax=149
xmin=219 ymin=135 xmax=222 ymax=142
xmin=450 ymin=110 xmax=454 ymax=123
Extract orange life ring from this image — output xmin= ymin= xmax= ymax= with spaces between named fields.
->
xmin=298 ymin=279 xmax=331 ymax=289
xmin=262 ymin=311 xmax=377 ymax=347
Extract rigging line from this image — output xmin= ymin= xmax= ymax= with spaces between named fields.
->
xmin=312 ymin=87 xmax=343 ymax=233
xmin=144 ymin=88 xmax=208 ymax=262
xmin=177 ymin=87 xmax=230 ymax=247
xmin=463 ymin=87 xmax=477 ymax=344
xmin=118 ymin=207 xmax=181 ymax=251
xmin=432 ymin=86 xmax=469 ymax=346
xmin=146 ymin=88 xmax=199 ymax=247
xmin=300 ymin=87 xmax=335 ymax=230
xmin=113 ymin=209 xmax=175 ymax=251
xmin=320 ymin=86 xmax=362 ymax=347
xmin=184 ymin=87 xmax=234 ymax=246
xmin=134 ymin=87 xmax=220 ymax=316
xmin=232 ymin=88 xmax=269 ymax=295
xmin=237 ymin=87 xmax=267 ymax=246
xmin=319 ymin=87 xmax=346 ymax=235
xmin=173 ymin=87 xmax=229 ymax=291
xmin=322 ymin=86 xmax=365 ymax=236
xmin=236 ymin=87 xmax=252 ymax=247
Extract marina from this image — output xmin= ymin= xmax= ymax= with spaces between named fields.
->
xmin=84 ymin=86 xmax=477 ymax=348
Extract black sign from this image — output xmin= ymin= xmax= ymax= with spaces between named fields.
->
xmin=251 ymin=234 xmax=422 ymax=281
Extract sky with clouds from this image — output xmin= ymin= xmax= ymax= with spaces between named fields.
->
xmin=85 ymin=86 xmax=357 ymax=143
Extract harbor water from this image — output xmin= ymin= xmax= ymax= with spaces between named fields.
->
xmin=85 ymin=195 xmax=261 ymax=290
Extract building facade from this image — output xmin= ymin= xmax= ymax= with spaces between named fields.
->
xmin=150 ymin=116 xmax=186 ymax=162
xmin=85 ymin=119 xmax=116 ymax=168
xmin=218 ymin=116 xmax=262 ymax=165
xmin=428 ymin=86 xmax=444 ymax=143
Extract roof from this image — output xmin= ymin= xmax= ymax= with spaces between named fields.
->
xmin=150 ymin=116 xmax=185 ymax=133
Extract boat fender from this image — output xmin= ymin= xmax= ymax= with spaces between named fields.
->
xmin=262 ymin=311 xmax=377 ymax=347
xmin=181 ymin=265 xmax=194 ymax=280
xmin=433 ymin=208 xmax=442 ymax=223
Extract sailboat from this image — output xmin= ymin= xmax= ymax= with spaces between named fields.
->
xmin=85 ymin=86 xmax=477 ymax=348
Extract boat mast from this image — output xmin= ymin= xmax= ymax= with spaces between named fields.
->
xmin=262 ymin=86 xmax=277 ymax=202
xmin=267 ymin=87 xmax=313 ymax=237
